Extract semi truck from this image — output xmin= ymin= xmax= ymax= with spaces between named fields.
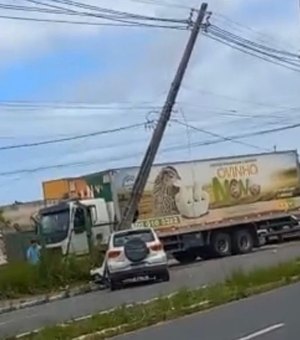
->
xmin=35 ymin=150 xmax=300 ymax=263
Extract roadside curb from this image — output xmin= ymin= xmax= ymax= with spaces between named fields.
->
xmin=0 ymin=283 xmax=103 ymax=316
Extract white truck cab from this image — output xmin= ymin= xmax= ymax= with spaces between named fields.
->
xmin=37 ymin=198 xmax=114 ymax=255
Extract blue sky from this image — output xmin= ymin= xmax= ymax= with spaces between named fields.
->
xmin=0 ymin=0 xmax=300 ymax=204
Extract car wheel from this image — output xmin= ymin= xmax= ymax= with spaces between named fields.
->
xmin=157 ymin=269 xmax=170 ymax=282
xmin=109 ymin=279 xmax=122 ymax=291
xmin=173 ymin=251 xmax=197 ymax=264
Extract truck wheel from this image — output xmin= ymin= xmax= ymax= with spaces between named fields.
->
xmin=232 ymin=229 xmax=254 ymax=255
xmin=173 ymin=251 xmax=197 ymax=264
xmin=211 ymin=232 xmax=231 ymax=257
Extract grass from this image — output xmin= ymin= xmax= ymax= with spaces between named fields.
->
xmin=0 ymin=254 xmax=96 ymax=300
xmin=13 ymin=257 xmax=300 ymax=340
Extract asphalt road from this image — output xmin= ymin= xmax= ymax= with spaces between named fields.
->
xmin=1 ymin=241 xmax=300 ymax=338
xmin=115 ymin=281 xmax=300 ymax=340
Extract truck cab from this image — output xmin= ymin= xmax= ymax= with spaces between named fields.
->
xmin=36 ymin=198 xmax=113 ymax=255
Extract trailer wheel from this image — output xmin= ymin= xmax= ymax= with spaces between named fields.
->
xmin=211 ymin=232 xmax=231 ymax=257
xmin=173 ymin=251 xmax=197 ymax=264
xmin=232 ymin=229 xmax=254 ymax=255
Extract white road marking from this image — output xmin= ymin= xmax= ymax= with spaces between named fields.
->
xmin=236 ymin=323 xmax=285 ymax=340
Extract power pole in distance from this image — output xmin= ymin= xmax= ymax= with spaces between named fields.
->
xmin=119 ymin=2 xmax=208 ymax=229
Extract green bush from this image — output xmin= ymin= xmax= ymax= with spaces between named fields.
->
xmin=0 ymin=255 xmax=92 ymax=300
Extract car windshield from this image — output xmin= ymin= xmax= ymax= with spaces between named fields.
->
xmin=113 ymin=229 xmax=154 ymax=247
xmin=40 ymin=210 xmax=70 ymax=235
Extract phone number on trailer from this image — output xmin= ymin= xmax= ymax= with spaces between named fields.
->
xmin=134 ymin=216 xmax=181 ymax=228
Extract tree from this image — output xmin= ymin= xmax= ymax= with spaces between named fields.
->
xmin=0 ymin=210 xmax=11 ymax=229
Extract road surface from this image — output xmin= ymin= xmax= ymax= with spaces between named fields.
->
xmin=1 ymin=241 xmax=300 ymax=338
xmin=115 ymin=281 xmax=300 ymax=340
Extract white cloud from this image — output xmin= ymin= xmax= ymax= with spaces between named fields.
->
xmin=2 ymin=0 xmax=300 ymax=203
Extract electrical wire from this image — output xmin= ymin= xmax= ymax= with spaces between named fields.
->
xmin=167 ymin=120 xmax=300 ymax=152
xmin=42 ymin=0 xmax=189 ymax=22
xmin=3 ymin=118 xmax=300 ymax=177
xmin=0 ymin=102 xmax=164 ymax=110
xmin=212 ymin=12 xmax=297 ymax=51
xmin=23 ymin=0 xmax=190 ymax=26
xmin=0 ymin=122 xmax=146 ymax=151
xmin=202 ymin=22 xmax=300 ymax=73
xmin=0 ymin=0 xmax=190 ymax=29
xmin=180 ymin=84 xmax=297 ymax=111
xmin=0 ymin=14 xmax=179 ymax=27
xmin=129 ymin=0 xmax=192 ymax=11
xmin=172 ymin=119 xmax=271 ymax=152
xmin=208 ymin=25 xmax=300 ymax=60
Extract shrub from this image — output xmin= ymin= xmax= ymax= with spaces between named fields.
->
xmin=0 ymin=255 xmax=92 ymax=300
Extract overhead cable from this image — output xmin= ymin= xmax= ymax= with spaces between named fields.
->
xmin=0 ymin=122 xmax=146 ymax=151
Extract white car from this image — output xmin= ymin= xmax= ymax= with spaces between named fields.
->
xmin=91 ymin=228 xmax=169 ymax=291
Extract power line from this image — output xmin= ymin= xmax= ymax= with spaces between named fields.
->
xmin=0 ymin=0 xmax=190 ymax=29
xmin=43 ymin=0 xmax=189 ymax=22
xmin=181 ymin=84 xmax=298 ymax=111
xmin=212 ymin=12 xmax=297 ymax=51
xmin=0 ymin=102 xmax=164 ymax=110
xmin=167 ymin=120 xmax=300 ymax=152
xmin=0 ymin=14 xmax=180 ymax=27
xmin=3 ymin=114 xmax=300 ymax=178
xmin=202 ymin=22 xmax=300 ymax=73
xmin=0 ymin=122 xmax=146 ymax=151
xmin=129 ymin=0 xmax=192 ymax=10
xmin=21 ymin=0 xmax=190 ymax=27
xmin=172 ymin=118 xmax=270 ymax=151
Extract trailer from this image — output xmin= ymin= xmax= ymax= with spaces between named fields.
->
xmin=36 ymin=150 xmax=300 ymax=262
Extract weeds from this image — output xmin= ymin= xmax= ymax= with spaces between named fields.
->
xmin=17 ymin=258 xmax=300 ymax=340
xmin=0 ymin=254 xmax=92 ymax=300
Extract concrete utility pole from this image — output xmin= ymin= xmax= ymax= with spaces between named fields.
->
xmin=119 ymin=2 xmax=208 ymax=229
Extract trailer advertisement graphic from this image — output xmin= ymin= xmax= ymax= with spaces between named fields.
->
xmin=115 ymin=152 xmax=300 ymax=230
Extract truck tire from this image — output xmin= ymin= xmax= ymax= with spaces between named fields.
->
xmin=124 ymin=238 xmax=149 ymax=263
xmin=173 ymin=251 xmax=197 ymax=264
xmin=232 ymin=229 xmax=254 ymax=255
xmin=211 ymin=231 xmax=231 ymax=257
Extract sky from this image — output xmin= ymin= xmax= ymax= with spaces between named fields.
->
xmin=0 ymin=0 xmax=300 ymax=205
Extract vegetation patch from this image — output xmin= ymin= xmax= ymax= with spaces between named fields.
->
xmin=0 ymin=255 xmax=93 ymax=300
xmin=13 ymin=258 xmax=300 ymax=340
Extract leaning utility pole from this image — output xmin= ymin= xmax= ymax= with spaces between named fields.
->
xmin=119 ymin=2 xmax=208 ymax=229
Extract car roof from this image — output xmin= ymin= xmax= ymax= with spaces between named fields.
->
xmin=112 ymin=228 xmax=153 ymax=236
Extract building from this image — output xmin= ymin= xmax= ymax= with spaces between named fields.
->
xmin=0 ymin=200 xmax=58 ymax=230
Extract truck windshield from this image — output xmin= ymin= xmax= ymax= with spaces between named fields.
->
xmin=113 ymin=229 xmax=154 ymax=247
xmin=39 ymin=210 xmax=69 ymax=243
